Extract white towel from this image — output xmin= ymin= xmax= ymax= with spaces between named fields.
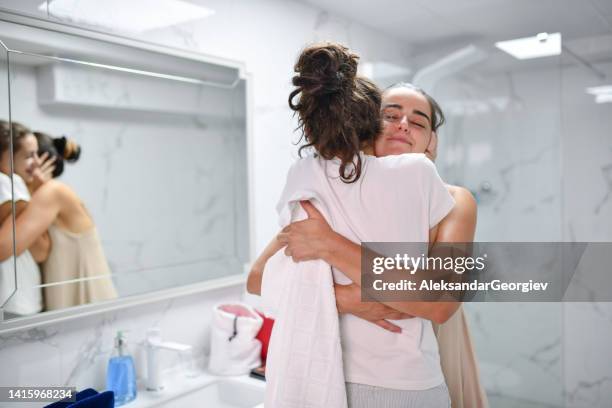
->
xmin=262 ymin=192 xmax=347 ymax=408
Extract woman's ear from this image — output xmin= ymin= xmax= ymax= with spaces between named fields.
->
xmin=425 ymin=131 xmax=438 ymax=162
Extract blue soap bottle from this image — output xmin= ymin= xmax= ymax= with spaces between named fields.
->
xmin=106 ymin=331 xmax=137 ymax=406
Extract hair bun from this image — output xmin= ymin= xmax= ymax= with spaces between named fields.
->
xmin=54 ymin=136 xmax=81 ymax=162
xmin=291 ymin=42 xmax=358 ymax=98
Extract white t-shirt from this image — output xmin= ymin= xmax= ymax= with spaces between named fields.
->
xmin=277 ymin=152 xmax=455 ymax=390
xmin=0 ymin=172 xmax=43 ymax=316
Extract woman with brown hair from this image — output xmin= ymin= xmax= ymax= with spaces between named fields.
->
xmin=254 ymin=42 xmax=456 ymax=407
xmin=259 ymin=82 xmax=488 ymax=407
xmin=0 ymin=120 xmax=49 ymax=317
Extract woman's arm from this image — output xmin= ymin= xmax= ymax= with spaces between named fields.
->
xmin=247 ymin=231 xmax=412 ymax=332
xmin=0 ymin=181 xmax=61 ymax=260
xmin=437 ymin=186 xmax=477 ymax=241
xmin=29 ymin=231 xmax=51 ymax=263
xmin=246 ymin=236 xmax=285 ymax=295
xmin=335 ymin=283 xmax=413 ymax=333
xmin=279 ymin=193 xmax=477 ymax=324
xmin=0 ymin=200 xmax=52 ymax=262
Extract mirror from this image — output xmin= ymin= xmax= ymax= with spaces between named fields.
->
xmin=0 ymin=18 xmax=250 ymax=322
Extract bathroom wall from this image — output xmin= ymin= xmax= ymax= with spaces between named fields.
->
xmin=559 ymin=61 xmax=612 ymax=408
xmin=433 ymin=60 xmax=565 ymax=407
xmin=433 ymin=58 xmax=612 ymax=407
xmin=0 ymin=0 xmax=413 ymax=391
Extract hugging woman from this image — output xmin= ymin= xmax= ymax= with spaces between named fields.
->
xmin=250 ymin=42 xmax=461 ymax=407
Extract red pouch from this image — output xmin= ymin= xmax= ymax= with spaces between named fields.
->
xmin=255 ymin=310 xmax=275 ymax=363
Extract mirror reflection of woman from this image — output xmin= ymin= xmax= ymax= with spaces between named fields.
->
xmin=0 ymin=121 xmax=49 ymax=318
xmin=0 ymin=124 xmax=118 ymax=311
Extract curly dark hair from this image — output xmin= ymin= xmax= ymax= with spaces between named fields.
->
xmin=289 ymin=42 xmax=381 ymax=183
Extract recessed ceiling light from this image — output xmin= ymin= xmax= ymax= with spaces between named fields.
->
xmin=586 ymin=85 xmax=612 ymax=104
xmin=39 ymin=0 xmax=215 ymax=33
xmin=495 ymin=32 xmax=562 ymax=60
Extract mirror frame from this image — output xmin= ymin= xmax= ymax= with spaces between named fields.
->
xmin=0 ymin=8 xmax=254 ymax=334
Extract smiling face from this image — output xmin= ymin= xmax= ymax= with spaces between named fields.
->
xmin=375 ymin=87 xmax=433 ymax=157
xmin=0 ymin=134 xmax=39 ymax=183
xmin=12 ymin=134 xmax=39 ymax=184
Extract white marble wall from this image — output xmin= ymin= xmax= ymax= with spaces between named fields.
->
xmin=433 ymin=63 xmax=565 ymax=407
xmin=434 ymin=59 xmax=612 ymax=407
xmin=560 ymin=61 xmax=612 ymax=408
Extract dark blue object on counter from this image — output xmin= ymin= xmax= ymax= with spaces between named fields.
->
xmin=43 ymin=389 xmax=114 ymax=408
xmin=69 ymin=391 xmax=114 ymax=408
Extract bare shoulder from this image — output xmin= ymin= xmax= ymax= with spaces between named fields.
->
xmin=31 ymin=179 xmax=70 ymax=202
xmin=447 ymin=185 xmax=477 ymax=214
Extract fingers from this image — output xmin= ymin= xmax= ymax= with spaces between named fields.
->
xmin=40 ymin=159 xmax=57 ymax=173
xmin=38 ymin=152 xmax=49 ymax=164
xmin=374 ymin=319 xmax=402 ymax=333
xmin=42 ymin=155 xmax=57 ymax=166
xmin=276 ymin=232 xmax=289 ymax=245
xmin=37 ymin=152 xmax=57 ymax=178
xmin=284 ymin=246 xmax=303 ymax=263
xmin=300 ymin=200 xmax=323 ymax=220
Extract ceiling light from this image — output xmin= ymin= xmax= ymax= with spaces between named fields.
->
xmin=586 ymin=85 xmax=612 ymax=104
xmin=39 ymin=0 xmax=215 ymax=33
xmin=495 ymin=32 xmax=561 ymax=60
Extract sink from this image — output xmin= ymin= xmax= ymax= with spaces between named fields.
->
xmin=125 ymin=368 xmax=265 ymax=408
xmin=153 ymin=379 xmax=264 ymax=408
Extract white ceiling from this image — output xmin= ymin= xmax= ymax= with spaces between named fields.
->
xmin=299 ymin=0 xmax=612 ymax=62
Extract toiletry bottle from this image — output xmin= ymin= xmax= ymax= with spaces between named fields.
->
xmin=106 ymin=331 xmax=137 ymax=406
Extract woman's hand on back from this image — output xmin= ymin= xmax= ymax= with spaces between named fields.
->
xmin=277 ymin=201 xmax=334 ymax=262
xmin=335 ymin=283 xmax=413 ymax=333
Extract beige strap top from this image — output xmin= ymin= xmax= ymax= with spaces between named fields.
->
xmin=433 ymin=305 xmax=489 ymax=408
xmin=42 ymin=225 xmax=117 ymax=311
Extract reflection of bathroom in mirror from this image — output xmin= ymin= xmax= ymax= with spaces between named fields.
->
xmin=0 ymin=18 xmax=250 ymax=321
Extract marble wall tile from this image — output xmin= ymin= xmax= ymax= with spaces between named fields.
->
xmin=560 ymin=61 xmax=612 ymax=408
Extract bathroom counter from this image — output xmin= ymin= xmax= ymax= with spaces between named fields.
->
xmin=126 ymin=368 xmax=265 ymax=408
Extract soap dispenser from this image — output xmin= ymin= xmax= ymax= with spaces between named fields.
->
xmin=106 ymin=331 xmax=137 ymax=406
